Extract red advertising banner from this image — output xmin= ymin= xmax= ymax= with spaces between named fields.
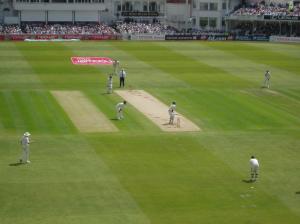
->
xmin=0 ymin=35 xmax=4 ymax=41
xmin=62 ymin=35 xmax=81 ymax=39
xmin=36 ymin=35 xmax=59 ymax=40
xmin=84 ymin=35 xmax=114 ymax=40
xmin=71 ymin=57 xmax=113 ymax=65
xmin=9 ymin=35 xmax=30 ymax=41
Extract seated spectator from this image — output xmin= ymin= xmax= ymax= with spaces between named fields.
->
xmin=231 ymin=3 xmax=300 ymax=17
xmin=116 ymin=22 xmax=177 ymax=34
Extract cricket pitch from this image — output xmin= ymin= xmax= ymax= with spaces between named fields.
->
xmin=115 ymin=90 xmax=201 ymax=132
xmin=51 ymin=90 xmax=118 ymax=133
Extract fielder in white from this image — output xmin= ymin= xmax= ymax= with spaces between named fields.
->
xmin=116 ymin=100 xmax=127 ymax=120
xmin=263 ymin=70 xmax=271 ymax=88
xmin=168 ymin=101 xmax=176 ymax=125
xmin=20 ymin=132 xmax=31 ymax=164
xmin=107 ymin=74 xmax=113 ymax=94
xmin=249 ymin=156 xmax=259 ymax=182
xmin=113 ymin=59 xmax=120 ymax=75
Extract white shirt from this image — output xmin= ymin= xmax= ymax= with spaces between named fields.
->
xmin=250 ymin=158 xmax=259 ymax=167
xmin=168 ymin=103 xmax=176 ymax=114
xmin=265 ymin=71 xmax=271 ymax=80
xmin=119 ymin=70 xmax=126 ymax=78
xmin=116 ymin=102 xmax=125 ymax=111
xmin=107 ymin=77 xmax=113 ymax=86
xmin=21 ymin=136 xmax=30 ymax=146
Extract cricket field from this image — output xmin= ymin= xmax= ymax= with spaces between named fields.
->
xmin=0 ymin=41 xmax=299 ymax=224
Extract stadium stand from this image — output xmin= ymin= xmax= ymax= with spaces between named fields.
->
xmin=116 ymin=22 xmax=177 ymax=34
xmin=232 ymin=3 xmax=300 ymax=16
xmin=23 ymin=23 xmax=117 ymax=35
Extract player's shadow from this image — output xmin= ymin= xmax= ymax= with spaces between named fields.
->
xmin=9 ymin=162 xmax=24 ymax=166
xmin=110 ymin=118 xmax=119 ymax=121
xmin=296 ymin=191 xmax=300 ymax=194
xmin=242 ymin=179 xmax=254 ymax=183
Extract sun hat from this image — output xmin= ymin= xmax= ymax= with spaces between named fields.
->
xmin=24 ymin=132 xmax=31 ymax=137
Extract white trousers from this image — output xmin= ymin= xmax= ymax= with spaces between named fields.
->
xmin=264 ymin=78 xmax=270 ymax=88
xmin=107 ymin=84 xmax=113 ymax=93
xmin=117 ymin=109 xmax=123 ymax=119
xmin=169 ymin=114 xmax=175 ymax=124
xmin=21 ymin=145 xmax=30 ymax=162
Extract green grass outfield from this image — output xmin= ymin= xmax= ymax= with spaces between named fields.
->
xmin=0 ymin=40 xmax=300 ymax=224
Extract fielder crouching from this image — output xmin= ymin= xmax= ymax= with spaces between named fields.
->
xmin=116 ymin=100 xmax=127 ymax=120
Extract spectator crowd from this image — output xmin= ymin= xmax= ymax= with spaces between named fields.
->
xmin=23 ymin=23 xmax=117 ymax=35
xmin=0 ymin=24 xmax=23 ymax=34
xmin=0 ymin=23 xmax=117 ymax=35
xmin=116 ymin=22 xmax=177 ymax=34
xmin=0 ymin=22 xmax=177 ymax=35
xmin=232 ymin=2 xmax=300 ymax=17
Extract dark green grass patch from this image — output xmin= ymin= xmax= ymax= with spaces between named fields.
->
xmin=89 ymin=134 xmax=300 ymax=224
xmin=84 ymin=89 xmax=160 ymax=133
xmin=0 ymin=41 xmax=299 ymax=224
xmin=0 ymin=90 xmax=76 ymax=134
xmin=15 ymin=42 xmax=107 ymax=90
xmin=112 ymin=42 xmax=252 ymax=88
xmin=207 ymin=42 xmax=300 ymax=76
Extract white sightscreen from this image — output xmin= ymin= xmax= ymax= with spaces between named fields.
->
xmin=21 ymin=11 xmax=46 ymax=22
xmin=48 ymin=11 xmax=72 ymax=22
xmin=75 ymin=11 xmax=98 ymax=22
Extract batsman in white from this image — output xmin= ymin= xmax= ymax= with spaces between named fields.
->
xmin=249 ymin=155 xmax=259 ymax=182
xmin=116 ymin=100 xmax=127 ymax=120
xmin=169 ymin=109 xmax=176 ymax=125
xmin=20 ymin=132 xmax=31 ymax=164
xmin=168 ymin=101 xmax=176 ymax=125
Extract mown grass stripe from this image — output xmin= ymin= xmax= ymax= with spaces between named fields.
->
xmin=245 ymin=42 xmax=300 ymax=59
xmin=240 ymin=89 xmax=300 ymax=121
xmin=91 ymin=134 xmax=300 ymax=224
xmin=2 ymin=91 xmax=26 ymax=132
xmin=0 ymin=42 xmax=42 ymax=89
xmin=25 ymin=91 xmax=77 ymax=134
xmin=84 ymin=90 xmax=160 ymax=133
xmin=64 ymin=41 xmax=188 ymax=90
xmin=278 ymin=88 xmax=300 ymax=102
xmin=15 ymin=42 xmax=105 ymax=90
xmin=51 ymin=90 xmax=118 ymax=133
xmin=225 ymin=90 xmax=300 ymax=128
xmin=0 ymin=41 xmax=299 ymax=224
xmin=111 ymin=41 xmax=252 ymax=88
xmin=0 ymin=92 xmax=10 ymax=131
xmin=207 ymin=42 xmax=300 ymax=76
xmin=0 ymin=135 xmax=150 ymax=224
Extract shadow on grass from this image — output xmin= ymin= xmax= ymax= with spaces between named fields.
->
xmin=9 ymin=162 xmax=24 ymax=167
xmin=110 ymin=118 xmax=119 ymax=121
xmin=296 ymin=191 xmax=300 ymax=195
xmin=242 ymin=179 xmax=255 ymax=183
